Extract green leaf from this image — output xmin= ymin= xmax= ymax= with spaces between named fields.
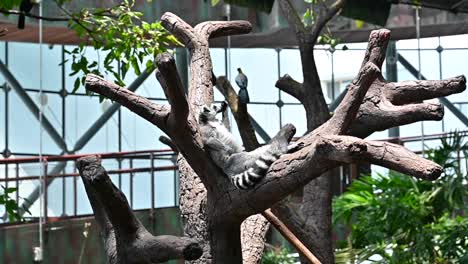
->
xmin=211 ymin=0 xmax=220 ymax=6
xmin=73 ymin=78 xmax=80 ymax=93
xmin=302 ymin=9 xmax=312 ymax=26
xmin=5 ymin=187 xmax=17 ymax=194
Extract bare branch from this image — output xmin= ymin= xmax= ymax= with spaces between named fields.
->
xmin=311 ymin=0 xmax=347 ymax=42
xmin=0 ymin=8 xmax=70 ymax=21
xmin=278 ymin=0 xmax=305 ymax=36
xmin=315 ymin=135 xmax=443 ymax=180
xmin=161 ymin=12 xmax=198 ymax=48
xmin=85 ymin=74 xmax=170 ymax=132
xmin=324 ymin=62 xmax=380 ymax=134
xmin=215 ymin=76 xmax=260 ymax=150
xmin=275 ymin=74 xmax=304 ymax=102
xmin=155 ymin=53 xmax=189 ymax=125
xmin=386 ymin=75 xmax=466 ymax=105
xmin=195 ymin=21 xmax=252 ymax=39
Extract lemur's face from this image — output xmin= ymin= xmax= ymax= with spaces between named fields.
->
xmin=199 ymin=104 xmax=220 ymax=123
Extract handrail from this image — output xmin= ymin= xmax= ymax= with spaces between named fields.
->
xmin=0 ymin=149 xmax=175 ymax=164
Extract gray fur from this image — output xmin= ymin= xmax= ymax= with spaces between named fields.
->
xmin=198 ymin=103 xmax=294 ymax=190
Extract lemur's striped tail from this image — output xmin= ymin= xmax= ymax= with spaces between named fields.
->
xmin=231 ymin=151 xmax=281 ymax=190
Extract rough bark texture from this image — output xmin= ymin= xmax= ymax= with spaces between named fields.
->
xmin=76 ymin=156 xmax=202 ymax=264
xmin=241 ymin=214 xmax=270 ymax=263
xmin=85 ymin=11 xmax=465 ymax=264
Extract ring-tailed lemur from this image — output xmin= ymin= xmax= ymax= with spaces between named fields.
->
xmin=198 ymin=102 xmax=296 ymax=190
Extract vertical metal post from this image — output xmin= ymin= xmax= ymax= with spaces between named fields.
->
xmin=277 ymin=48 xmax=283 ymax=128
xmin=4 ymin=42 xmax=8 ymax=157
xmin=118 ymin=109 xmax=122 ymax=190
xmin=386 ymin=41 xmax=400 ymax=138
xmin=150 ymin=153 xmax=155 ymax=232
xmin=331 ymin=49 xmax=336 ymax=100
xmin=73 ymin=162 xmax=77 ymax=216
xmin=130 ymin=158 xmax=133 ymax=209
xmin=150 ymin=153 xmax=155 ymax=212
xmin=15 ymin=163 xmax=19 ymax=205
xmin=61 ymin=46 xmax=67 ymax=216
xmin=62 ymin=167 xmax=66 ymax=216
xmin=43 ymin=159 xmax=48 ymax=227
xmin=437 ymin=37 xmax=445 ymax=132
xmin=172 ymin=154 xmax=178 ymax=206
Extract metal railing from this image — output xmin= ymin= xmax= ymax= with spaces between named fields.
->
xmin=0 ymin=149 xmax=177 ymax=224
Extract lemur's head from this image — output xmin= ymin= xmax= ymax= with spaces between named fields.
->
xmin=199 ymin=102 xmax=227 ymax=123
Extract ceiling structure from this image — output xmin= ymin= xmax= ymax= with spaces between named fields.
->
xmin=0 ymin=0 xmax=467 ymax=47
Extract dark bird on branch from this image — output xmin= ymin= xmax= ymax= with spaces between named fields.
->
xmin=18 ymin=0 xmax=35 ymax=29
xmin=235 ymin=67 xmax=250 ymax=104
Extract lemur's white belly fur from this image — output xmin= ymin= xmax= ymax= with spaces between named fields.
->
xmin=208 ymin=121 xmax=243 ymax=153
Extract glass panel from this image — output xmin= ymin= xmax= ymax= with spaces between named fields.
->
xmin=230 ymin=49 xmax=278 ymax=102
xmin=246 ymin=104 xmax=280 ymax=140
xmin=211 ymin=48 xmax=226 ymax=101
xmin=281 ymin=105 xmax=307 ymax=136
xmin=396 ymin=36 xmax=440 ymax=50
xmin=9 ymin=92 xmax=61 ymax=154
xmin=9 ymin=42 xmax=39 ymax=90
xmin=440 ymin=34 xmax=468 ymax=49
xmin=279 ymin=49 xmax=302 ymax=103
xmin=0 ymin=88 xmax=4 ymax=151
xmin=65 ymin=95 xmax=103 ymax=152
xmin=26 ymin=91 xmax=63 ymax=140
xmin=441 ymin=50 xmax=468 ymax=102
xmin=80 ymin=114 xmax=119 ymax=154
xmin=154 ymin=160 xmax=176 ymax=208
xmin=398 ymin=50 xmax=440 ymax=81
xmin=331 ymin=49 xmax=365 ymax=103
xmin=120 ymin=108 xmax=165 ymax=151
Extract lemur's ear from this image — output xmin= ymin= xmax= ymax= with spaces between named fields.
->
xmin=201 ymin=104 xmax=211 ymax=113
xmin=217 ymin=101 xmax=228 ymax=113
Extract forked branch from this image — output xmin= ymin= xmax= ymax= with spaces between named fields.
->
xmin=76 ymin=156 xmax=202 ymax=263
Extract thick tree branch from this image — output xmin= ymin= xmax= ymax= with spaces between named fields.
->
xmin=323 ymin=62 xmax=379 ymax=135
xmin=195 ymin=21 xmax=253 ymax=39
xmin=350 ymin=99 xmax=444 ymax=138
xmin=215 ymin=76 xmax=260 ymax=151
xmin=160 ymin=12 xmax=197 ymax=49
xmin=386 ymin=75 xmax=466 ymax=105
xmin=275 ymin=74 xmax=305 ymax=102
xmin=315 ymin=135 xmax=443 ymax=180
xmin=85 ymin=74 xmax=170 ymax=132
xmin=360 ymin=29 xmax=391 ymax=69
xmin=155 ymin=53 xmax=189 ymax=125
xmin=76 ymin=156 xmax=202 ymax=263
